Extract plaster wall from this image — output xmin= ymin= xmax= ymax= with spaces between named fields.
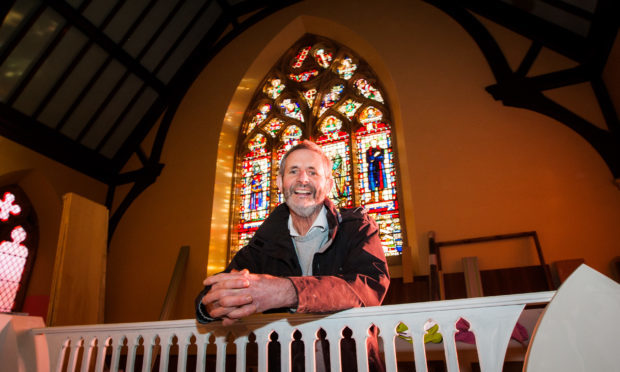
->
xmin=106 ymin=0 xmax=620 ymax=322
xmin=0 ymin=136 xmax=106 ymax=319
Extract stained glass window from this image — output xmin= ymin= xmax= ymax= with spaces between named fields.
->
xmin=232 ymin=35 xmax=403 ymax=260
xmin=0 ymin=185 xmax=37 ymax=313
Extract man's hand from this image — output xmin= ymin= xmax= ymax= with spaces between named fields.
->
xmin=201 ymin=269 xmax=298 ymax=325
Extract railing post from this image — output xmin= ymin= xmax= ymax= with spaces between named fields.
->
xmin=141 ymin=334 xmax=156 ymax=372
xmin=80 ymin=337 xmax=96 ymax=372
xmin=351 ymin=326 xmax=369 ymax=372
xmin=374 ymin=320 xmax=398 ymax=372
xmin=214 ymin=334 xmax=228 ymax=372
xmin=234 ymin=334 xmax=249 ymax=372
xmin=298 ymin=324 xmax=317 ymax=372
xmin=124 ymin=334 xmax=140 ymax=372
xmin=195 ymin=332 xmax=210 ymax=372
xmin=66 ymin=338 xmax=82 ymax=372
xmin=94 ymin=338 xmax=108 ymax=372
xmin=280 ymin=329 xmax=292 ymax=372
xmin=110 ymin=336 xmax=124 ymax=372
xmin=176 ymin=332 xmax=190 ymax=372
xmin=253 ymin=329 xmax=270 ymax=372
xmin=324 ymin=325 xmax=342 ymax=371
xmin=158 ymin=333 xmax=173 ymax=372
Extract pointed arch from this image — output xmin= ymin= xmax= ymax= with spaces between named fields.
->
xmin=208 ymin=16 xmax=420 ymax=277
xmin=229 ymin=33 xmax=403 ymax=260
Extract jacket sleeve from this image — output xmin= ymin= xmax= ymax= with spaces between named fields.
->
xmin=194 ymin=246 xmax=260 ymax=323
xmin=288 ymin=214 xmax=390 ymax=313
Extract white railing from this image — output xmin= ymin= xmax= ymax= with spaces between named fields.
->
xmin=30 ymin=291 xmax=554 ymax=372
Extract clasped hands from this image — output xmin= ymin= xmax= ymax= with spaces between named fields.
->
xmin=201 ymin=269 xmax=297 ymax=326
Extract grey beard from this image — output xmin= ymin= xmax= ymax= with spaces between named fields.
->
xmin=286 ymin=200 xmax=321 ymax=218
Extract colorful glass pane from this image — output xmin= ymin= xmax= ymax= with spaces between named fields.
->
xmin=0 ymin=192 xmax=21 ymax=221
xmin=281 ymin=125 xmax=302 ymax=147
xmin=303 ymin=89 xmax=317 ymax=107
xmin=292 ymin=46 xmax=311 ymax=68
xmin=0 ymin=226 xmax=28 ymax=312
xmin=263 ymin=78 xmax=285 ymax=99
xmin=236 ymin=149 xmax=271 ymax=255
xmin=355 ymin=124 xmax=402 ymax=256
xmin=320 ymin=116 xmax=342 ymax=134
xmin=316 ymin=133 xmax=352 ymax=208
xmin=280 ymin=99 xmax=304 ymax=122
xmin=336 ymin=57 xmax=357 ymax=80
xmin=358 ymin=106 xmax=383 ymax=124
xmin=289 ymin=70 xmax=319 ymax=82
xmin=236 ymin=37 xmax=403 ymax=260
xmin=319 ymin=84 xmax=344 ymax=116
xmin=337 ymin=99 xmax=362 ymax=118
xmin=264 ymin=118 xmax=284 ymax=137
xmin=313 ymin=48 xmax=333 ymax=68
xmin=245 ymin=103 xmax=271 ymax=134
xmin=354 ymin=79 xmax=384 ymax=103
xmin=247 ymin=133 xmax=267 ymax=151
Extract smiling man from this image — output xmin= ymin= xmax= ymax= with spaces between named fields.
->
xmin=195 ymin=140 xmax=390 ymax=371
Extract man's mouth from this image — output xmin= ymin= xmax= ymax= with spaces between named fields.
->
xmin=291 ymin=187 xmax=314 ymax=197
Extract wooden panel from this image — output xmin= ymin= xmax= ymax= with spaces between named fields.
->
xmin=47 ymin=193 xmax=108 ymax=326
xmin=552 ymin=258 xmax=585 ymax=287
xmin=480 ymin=265 xmax=551 ymax=296
xmin=443 ymin=265 xmax=552 ymax=300
xmin=383 ymin=276 xmax=430 ymax=305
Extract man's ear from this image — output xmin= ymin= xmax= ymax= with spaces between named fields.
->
xmin=326 ymin=177 xmax=334 ymax=193
xmin=276 ymin=175 xmax=282 ymax=192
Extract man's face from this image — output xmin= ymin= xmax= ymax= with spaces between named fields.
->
xmin=277 ymin=149 xmax=333 ymax=218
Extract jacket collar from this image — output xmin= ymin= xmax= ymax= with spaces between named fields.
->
xmin=250 ymin=199 xmax=340 ymax=259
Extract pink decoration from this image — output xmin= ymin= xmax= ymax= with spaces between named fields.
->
xmin=0 ymin=192 xmax=21 ymax=221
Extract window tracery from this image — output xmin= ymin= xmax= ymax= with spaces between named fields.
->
xmin=232 ymin=35 xmax=403 ymax=260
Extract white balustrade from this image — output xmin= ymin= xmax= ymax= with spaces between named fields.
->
xmin=30 ymin=292 xmax=554 ymax=372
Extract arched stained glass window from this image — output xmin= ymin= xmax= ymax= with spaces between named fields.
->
xmin=0 ymin=185 xmax=38 ymax=313
xmin=232 ymin=35 xmax=403 ymax=260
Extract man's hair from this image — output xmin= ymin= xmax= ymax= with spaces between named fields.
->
xmin=278 ymin=140 xmax=333 ymax=179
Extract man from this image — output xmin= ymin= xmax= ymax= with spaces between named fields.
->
xmin=196 ymin=140 xmax=390 ymax=371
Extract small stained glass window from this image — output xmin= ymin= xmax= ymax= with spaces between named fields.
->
xmin=264 ymin=118 xmax=284 ymax=137
xmin=313 ymin=48 xmax=333 ymax=68
xmin=263 ymin=78 xmax=285 ymax=99
xmin=0 ymin=186 xmax=37 ymax=313
xmin=335 ymin=56 xmax=357 ymax=80
xmin=303 ymin=89 xmax=317 ymax=107
xmin=354 ymin=79 xmax=384 ymax=103
xmin=280 ymin=98 xmax=304 ymax=122
xmin=338 ymin=99 xmax=362 ymax=118
xmin=245 ymin=104 xmax=271 ymax=134
xmin=319 ymin=84 xmax=345 ymax=116
xmin=232 ymin=35 xmax=403 ymax=259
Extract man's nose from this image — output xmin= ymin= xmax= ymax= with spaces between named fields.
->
xmin=297 ymin=170 xmax=309 ymax=183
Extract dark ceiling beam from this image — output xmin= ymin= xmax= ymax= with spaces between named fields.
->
xmin=0 ymin=2 xmax=46 ymax=67
xmin=113 ymin=0 xmax=302 ymax=171
xmin=109 ymin=8 xmax=231 ymax=169
xmin=95 ymin=0 xmax=215 ymax=153
xmin=105 ymin=0 xmax=301 ymax=239
xmin=515 ymin=42 xmax=542 ymax=77
xmin=43 ymin=0 xmax=166 ymax=93
xmin=75 ymin=0 xmax=188 ymax=142
xmin=541 ymin=0 xmax=594 ymax=20
xmin=0 ymin=2 xmax=18 ymax=25
xmin=0 ymin=104 xmax=117 ymax=183
xmin=7 ymin=0 xmax=94 ymax=106
xmin=584 ymin=0 xmax=619 ymax=72
xmin=452 ymin=0 xmax=588 ymax=62
xmin=424 ymin=0 xmax=620 ymax=180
